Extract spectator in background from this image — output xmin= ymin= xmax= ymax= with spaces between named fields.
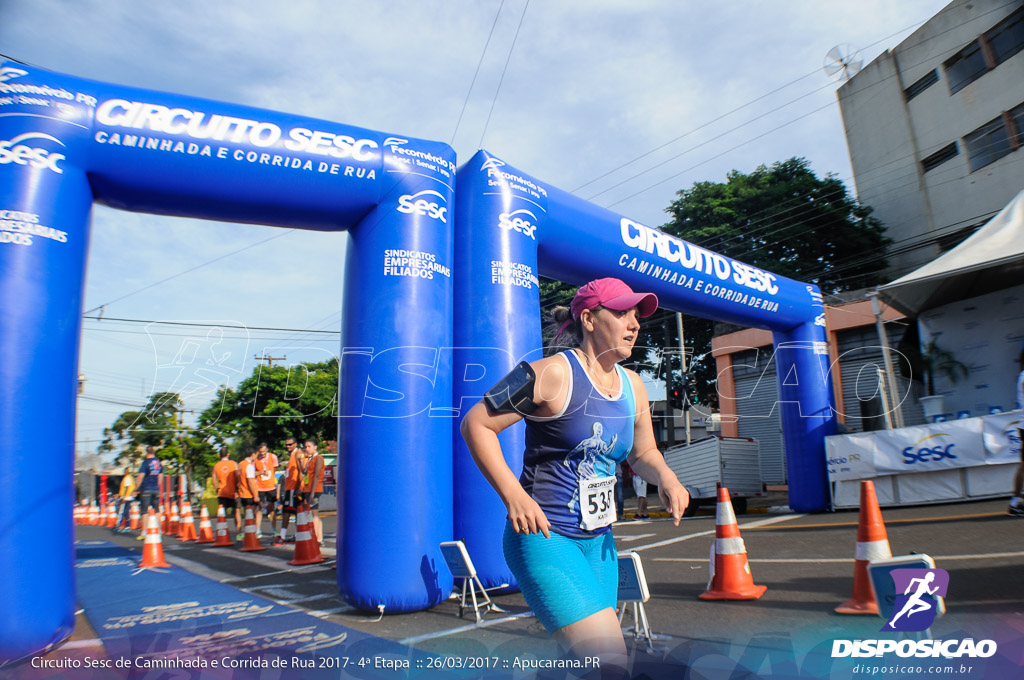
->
xmin=1009 ymin=349 xmax=1024 ymax=517
xmin=256 ymin=443 xmax=279 ymax=537
xmin=302 ymin=440 xmax=325 ymax=545
xmin=630 ymin=463 xmax=649 ymax=519
xmin=213 ymin=449 xmax=240 ymax=536
xmin=273 ymin=437 xmax=305 ymax=546
xmin=116 ymin=465 xmax=135 ymax=533
xmin=237 ymin=449 xmax=261 ymax=540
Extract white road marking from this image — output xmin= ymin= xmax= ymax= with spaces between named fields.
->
xmin=631 ymin=515 xmax=802 ymax=552
xmin=616 ymin=533 xmax=657 ymax=543
xmin=398 ymin=611 xmax=537 ymax=646
xmin=655 ymin=550 xmax=1024 ymax=563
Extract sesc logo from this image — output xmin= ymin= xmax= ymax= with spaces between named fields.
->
xmin=498 ymin=209 xmax=537 ymax=240
xmin=901 ymin=433 xmax=957 ymax=465
xmin=0 ymin=66 xmax=28 ymax=82
xmin=0 ymin=132 xmax=66 ymax=174
xmin=396 ymin=189 xmax=447 ymax=223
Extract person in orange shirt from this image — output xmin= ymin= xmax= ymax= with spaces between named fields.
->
xmin=256 ymin=442 xmax=279 ymax=537
xmin=236 ymin=449 xmax=261 ymax=541
xmin=302 ymin=439 xmax=325 ymax=545
xmin=212 ymin=449 xmax=241 ymax=536
xmin=273 ymin=437 xmax=305 ymax=546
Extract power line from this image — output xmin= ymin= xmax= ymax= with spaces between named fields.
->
xmin=479 ymin=0 xmax=530 ymax=149
xmin=451 ymin=0 xmax=507 ymax=145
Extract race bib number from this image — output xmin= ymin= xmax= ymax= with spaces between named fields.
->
xmin=579 ymin=475 xmax=616 ymax=531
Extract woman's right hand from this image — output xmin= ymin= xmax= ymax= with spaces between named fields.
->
xmin=506 ymin=491 xmax=551 ymax=539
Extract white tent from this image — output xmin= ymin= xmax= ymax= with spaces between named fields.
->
xmin=878 ymin=189 xmax=1024 ymax=315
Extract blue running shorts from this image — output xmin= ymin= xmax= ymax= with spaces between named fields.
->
xmin=502 ymin=520 xmax=618 ymax=632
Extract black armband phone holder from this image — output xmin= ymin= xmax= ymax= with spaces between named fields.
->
xmin=483 ymin=361 xmax=538 ymax=415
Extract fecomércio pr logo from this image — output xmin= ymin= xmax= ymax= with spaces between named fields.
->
xmin=883 ymin=568 xmax=948 ymax=632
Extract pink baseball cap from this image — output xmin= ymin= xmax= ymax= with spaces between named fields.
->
xmin=570 ymin=277 xmax=659 ymax=319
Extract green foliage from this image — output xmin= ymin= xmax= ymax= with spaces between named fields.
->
xmin=918 ymin=338 xmax=969 ymax=396
xmin=657 ymin=158 xmax=892 ymax=403
xmin=196 ymin=358 xmax=339 ymax=455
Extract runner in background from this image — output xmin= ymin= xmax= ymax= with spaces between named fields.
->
xmin=135 ymin=446 xmax=163 ymax=540
xmin=302 ymin=440 xmax=325 ymax=546
xmin=274 ymin=437 xmax=305 ymax=546
xmin=212 ymin=449 xmax=240 ymax=536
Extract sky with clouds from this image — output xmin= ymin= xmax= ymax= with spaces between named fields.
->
xmin=0 ymin=0 xmax=952 ymax=456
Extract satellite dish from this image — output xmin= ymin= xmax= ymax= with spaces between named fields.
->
xmin=823 ymin=44 xmax=863 ymax=81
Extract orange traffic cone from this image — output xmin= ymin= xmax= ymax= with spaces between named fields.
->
xmin=211 ymin=505 xmax=235 ymax=547
xmin=160 ymin=504 xmax=168 ymax=533
xmin=105 ymin=504 xmax=117 ymax=527
xmin=288 ymin=505 xmax=324 ymax=566
xmin=239 ymin=507 xmax=265 ymax=552
xmin=88 ymin=502 xmax=99 ymax=525
xmin=178 ymin=501 xmax=198 ymax=541
xmin=138 ymin=510 xmax=171 ymax=568
xmin=836 ymin=480 xmax=891 ymax=614
xmin=129 ymin=502 xmax=141 ymax=531
xmin=73 ymin=504 xmax=82 ymax=525
xmin=700 ymin=487 xmax=767 ymax=600
xmin=195 ymin=504 xmax=215 ymax=543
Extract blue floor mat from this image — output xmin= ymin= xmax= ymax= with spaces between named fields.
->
xmin=73 ymin=540 xmax=455 ymax=679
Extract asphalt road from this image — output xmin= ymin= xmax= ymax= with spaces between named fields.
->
xmin=69 ymin=495 xmax=1024 ymax=677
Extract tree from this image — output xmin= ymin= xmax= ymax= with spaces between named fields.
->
xmin=658 ymin=158 xmax=892 ymax=402
xmin=197 ymin=358 xmax=340 ymax=455
xmin=99 ymin=391 xmax=219 ymax=482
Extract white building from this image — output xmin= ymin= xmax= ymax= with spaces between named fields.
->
xmin=838 ymin=0 xmax=1024 ymax=279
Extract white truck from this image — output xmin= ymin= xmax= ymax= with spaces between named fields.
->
xmin=662 ymin=436 xmax=764 ymax=515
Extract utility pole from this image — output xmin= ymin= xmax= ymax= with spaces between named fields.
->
xmin=254 ymin=353 xmax=287 ymax=367
xmin=677 ymin=313 xmax=691 ymax=445
xmin=663 ymin=319 xmax=675 ymax=449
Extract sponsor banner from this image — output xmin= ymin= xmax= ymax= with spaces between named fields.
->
xmin=825 ymin=432 xmax=878 ymax=481
xmin=981 ymin=410 xmax=1023 ymax=463
xmin=872 ymin=419 xmax=984 ymax=474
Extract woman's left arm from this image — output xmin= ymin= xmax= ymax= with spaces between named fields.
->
xmin=626 ymin=371 xmax=689 ymax=525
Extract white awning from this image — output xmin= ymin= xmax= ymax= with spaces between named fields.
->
xmin=878 ymin=189 xmax=1024 ymax=315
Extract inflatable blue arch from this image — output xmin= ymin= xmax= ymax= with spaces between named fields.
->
xmin=0 ymin=62 xmax=835 ymax=662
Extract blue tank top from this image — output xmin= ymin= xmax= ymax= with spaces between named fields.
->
xmin=520 ymin=350 xmax=636 ymax=538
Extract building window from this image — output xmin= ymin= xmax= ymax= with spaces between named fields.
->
xmin=964 ymin=116 xmax=1012 ymax=171
xmin=904 ymin=69 xmax=939 ymax=101
xmin=945 ymin=40 xmax=988 ymax=94
xmin=921 ymin=142 xmax=959 ymax=172
xmin=943 ymin=8 xmax=1024 ymax=94
xmin=1011 ymin=101 xmax=1024 ymax=146
xmin=988 ymin=7 xmax=1024 ymax=66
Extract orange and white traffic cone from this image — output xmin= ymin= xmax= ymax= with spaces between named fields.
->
xmin=129 ymin=502 xmax=141 ymax=531
xmin=138 ymin=510 xmax=171 ymax=568
xmin=88 ymin=502 xmax=99 ymax=526
xmin=288 ymin=505 xmax=324 ymax=566
xmin=106 ymin=504 xmax=118 ymax=528
xmin=73 ymin=504 xmax=82 ymax=525
xmin=211 ymin=505 xmax=235 ymax=547
xmin=178 ymin=501 xmax=198 ymax=541
xmin=195 ymin=504 xmax=215 ymax=544
xmin=836 ymin=480 xmax=891 ymax=614
xmin=159 ymin=504 xmax=168 ymax=533
xmin=239 ymin=507 xmax=266 ymax=552
xmin=700 ymin=487 xmax=767 ymax=600
xmin=168 ymin=502 xmax=180 ymax=537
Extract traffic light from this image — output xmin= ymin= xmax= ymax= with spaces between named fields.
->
xmin=670 ymin=386 xmax=684 ymax=411
xmin=684 ymin=371 xmax=698 ymax=404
